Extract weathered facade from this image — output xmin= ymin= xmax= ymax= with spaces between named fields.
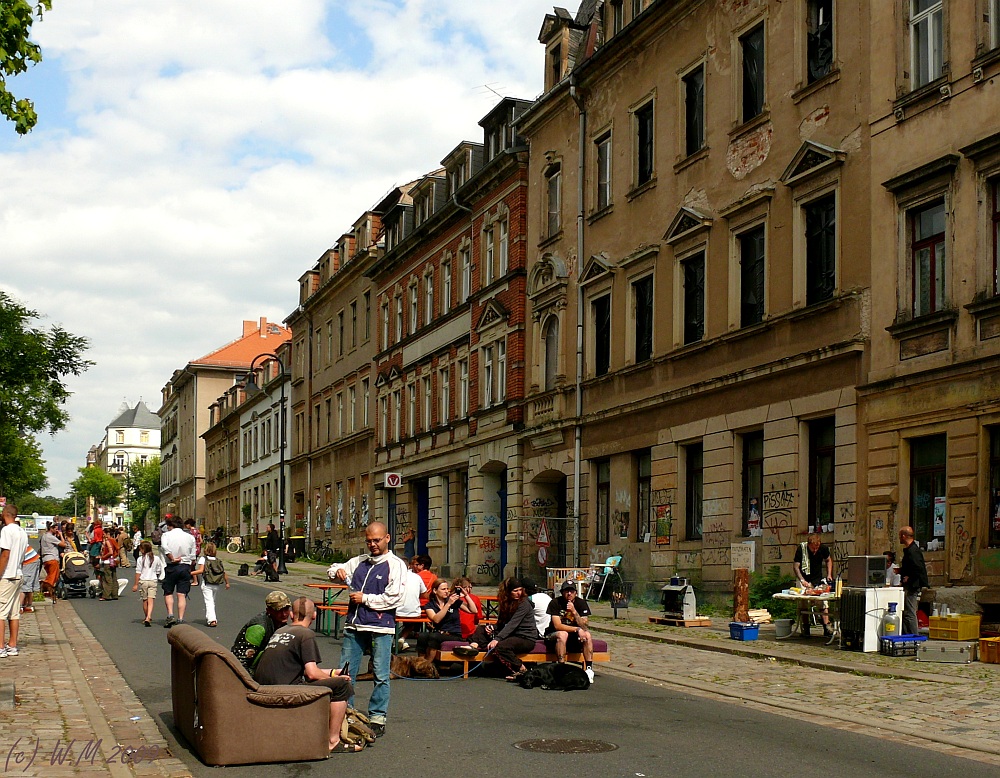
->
xmin=285 ymin=220 xmax=379 ymax=561
xmin=367 ymin=98 xmax=532 ymax=582
xmin=518 ymin=0 xmax=872 ymax=590
xmin=159 ymin=318 xmax=290 ymax=522
xmin=861 ymin=0 xmax=1000 ymax=600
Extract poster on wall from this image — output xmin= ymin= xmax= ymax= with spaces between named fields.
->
xmin=655 ymin=504 xmax=671 ymax=546
xmin=747 ymin=497 xmax=762 ymax=537
xmin=933 ymin=496 xmax=946 ymax=537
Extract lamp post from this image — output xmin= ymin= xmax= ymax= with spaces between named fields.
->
xmin=243 ymin=352 xmax=288 ymax=575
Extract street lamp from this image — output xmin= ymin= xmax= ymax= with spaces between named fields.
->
xmin=243 ymin=352 xmax=288 ymax=575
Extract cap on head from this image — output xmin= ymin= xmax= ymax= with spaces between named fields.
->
xmin=265 ymin=591 xmax=291 ymax=610
xmin=522 ymin=577 xmax=538 ymax=594
xmin=561 ymin=579 xmax=578 ymax=593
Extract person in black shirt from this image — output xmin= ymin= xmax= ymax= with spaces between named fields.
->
xmin=793 ymin=533 xmax=833 ymax=637
xmin=254 ymin=597 xmax=360 ymax=754
xmin=899 ymin=526 xmax=929 ymax=635
xmin=545 ymin=580 xmax=595 ymax=682
xmin=231 ymin=590 xmax=292 ymax=671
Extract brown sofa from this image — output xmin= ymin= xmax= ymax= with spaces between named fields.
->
xmin=168 ymin=624 xmax=331 ymax=766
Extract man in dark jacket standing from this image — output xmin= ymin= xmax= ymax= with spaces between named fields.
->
xmin=332 ymin=521 xmax=406 ymax=737
xmin=899 ymin=526 xmax=929 ymax=635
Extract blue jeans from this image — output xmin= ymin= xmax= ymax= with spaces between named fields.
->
xmin=340 ymin=629 xmax=393 ymax=724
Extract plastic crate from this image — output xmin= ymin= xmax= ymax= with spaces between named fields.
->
xmin=928 ymin=614 xmax=981 ymax=641
xmin=980 ymin=637 xmax=1000 ymax=664
xmin=729 ymin=621 xmax=759 ymax=641
xmin=878 ymin=634 xmax=927 ymax=657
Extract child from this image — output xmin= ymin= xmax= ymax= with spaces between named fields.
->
xmin=193 ymin=542 xmax=229 ymax=627
xmin=132 ymin=541 xmax=164 ymax=627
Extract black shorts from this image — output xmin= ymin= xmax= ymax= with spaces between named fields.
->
xmin=546 ymin=631 xmax=587 ymax=651
xmin=309 ymin=676 xmax=352 ymax=702
xmin=162 ymin=563 xmax=192 ymax=595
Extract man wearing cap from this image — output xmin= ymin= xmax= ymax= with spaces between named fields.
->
xmin=254 ymin=597 xmax=362 ymax=754
xmin=546 ymin=580 xmax=596 ymax=682
xmin=231 ymin=590 xmax=293 ymax=671
xmin=332 ymin=521 xmax=407 ymax=737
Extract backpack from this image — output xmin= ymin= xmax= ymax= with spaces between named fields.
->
xmin=238 ymin=563 xmax=250 ymax=576
xmin=151 ymin=526 xmax=162 ymax=545
xmin=203 ymin=558 xmax=226 ymax=585
xmin=340 ymin=707 xmax=375 ymax=747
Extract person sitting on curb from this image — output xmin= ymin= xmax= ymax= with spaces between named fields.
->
xmin=253 ymin=597 xmax=362 ymax=754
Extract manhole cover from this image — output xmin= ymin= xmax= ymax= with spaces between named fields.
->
xmin=514 ymin=739 xmax=618 ymax=754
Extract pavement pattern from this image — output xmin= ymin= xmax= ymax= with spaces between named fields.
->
xmin=2 ymin=551 xmax=999 ymax=776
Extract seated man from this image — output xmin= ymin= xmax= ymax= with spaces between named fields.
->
xmin=793 ymin=533 xmax=834 ymax=638
xmin=545 ymin=580 xmax=595 ymax=682
xmin=254 ymin=597 xmax=361 ymax=754
xmin=231 ymin=590 xmax=293 ymax=671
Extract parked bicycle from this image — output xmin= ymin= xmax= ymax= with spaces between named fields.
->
xmin=306 ymin=538 xmax=335 ymax=563
xmin=226 ymin=535 xmax=246 ymax=554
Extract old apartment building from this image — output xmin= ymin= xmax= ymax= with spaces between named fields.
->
xmin=517 ymin=0 xmax=872 ymax=591
xmin=365 ymin=98 xmax=533 ymax=581
xmin=188 ymin=0 xmax=1000 ymax=596
xmin=862 ymin=0 xmax=1000 ymax=601
xmin=284 ymin=215 xmax=380 ymax=556
xmin=160 ymin=317 xmax=290 ymax=521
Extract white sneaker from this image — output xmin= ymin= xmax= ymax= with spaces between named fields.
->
xmin=585 ymin=667 xmax=595 ymax=683
xmin=0 ymin=647 xmax=7 ymax=658
xmin=5 ymin=646 xmax=17 ymax=657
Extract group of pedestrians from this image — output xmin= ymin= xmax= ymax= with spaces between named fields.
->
xmin=133 ymin=514 xmax=230 ymax=628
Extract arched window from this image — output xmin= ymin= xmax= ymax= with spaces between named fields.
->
xmin=543 ymin=316 xmax=559 ymax=391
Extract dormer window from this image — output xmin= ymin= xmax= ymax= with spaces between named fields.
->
xmin=548 ymin=43 xmax=562 ymax=90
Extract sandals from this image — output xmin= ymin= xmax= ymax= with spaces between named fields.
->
xmin=208 ymin=621 xmax=217 ymax=627
xmin=329 ymin=741 xmax=364 ymax=754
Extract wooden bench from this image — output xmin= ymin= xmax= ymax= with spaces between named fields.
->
xmin=437 ymin=638 xmax=611 ymax=679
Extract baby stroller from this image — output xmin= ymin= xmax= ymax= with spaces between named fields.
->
xmin=57 ymin=551 xmax=90 ymax=599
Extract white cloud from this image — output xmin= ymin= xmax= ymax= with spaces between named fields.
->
xmin=2 ymin=0 xmax=554 ymax=499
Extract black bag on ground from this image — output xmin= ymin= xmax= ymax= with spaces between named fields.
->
xmin=237 ymin=563 xmax=250 ymax=576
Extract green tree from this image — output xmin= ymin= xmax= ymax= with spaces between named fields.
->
xmin=71 ymin=466 xmax=122 ymax=515
xmin=1 ymin=0 xmax=52 ymax=134
xmin=13 ymin=492 xmax=61 ymax=515
xmin=0 ymin=290 xmax=92 ymax=496
xmin=125 ymin=457 xmax=160 ymax=533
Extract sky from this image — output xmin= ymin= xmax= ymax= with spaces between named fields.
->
xmin=2 ymin=0 xmax=555 ymax=499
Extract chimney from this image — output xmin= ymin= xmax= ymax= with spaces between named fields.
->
xmin=243 ymin=320 xmax=255 ymax=337
xmin=259 ymin=316 xmax=268 ymax=336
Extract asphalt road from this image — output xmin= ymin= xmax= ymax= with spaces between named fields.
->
xmin=70 ymin=577 xmax=996 ymax=778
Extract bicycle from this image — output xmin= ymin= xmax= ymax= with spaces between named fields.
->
xmin=226 ymin=536 xmax=246 ymax=554
xmin=307 ymin=538 xmax=335 ymax=563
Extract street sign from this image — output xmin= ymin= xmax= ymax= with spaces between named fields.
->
xmin=536 ymin=519 xmax=550 ymax=547
xmin=537 ymin=546 xmax=548 ymax=566
xmin=123 ymin=510 xmax=133 ymax=522
xmin=385 ymin=472 xmax=402 ymax=488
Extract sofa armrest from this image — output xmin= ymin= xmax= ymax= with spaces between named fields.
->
xmin=247 ymin=685 xmax=332 ymax=707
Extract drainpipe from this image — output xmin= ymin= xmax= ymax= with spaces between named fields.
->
xmin=570 ymin=76 xmax=586 ymax=568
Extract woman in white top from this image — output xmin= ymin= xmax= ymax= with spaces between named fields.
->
xmin=192 ymin=542 xmax=229 ymax=627
xmin=131 ymin=541 xmax=164 ymax=627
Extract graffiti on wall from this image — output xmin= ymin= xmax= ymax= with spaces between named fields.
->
xmin=652 ymin=488 xmax=672 ymax=545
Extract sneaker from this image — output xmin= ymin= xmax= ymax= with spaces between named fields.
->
xmin=396 ymin=639 xmax=410 ymax=652
xmin=585 ymin=667 xmax=595 ymax=683
xmin=0 ymin=647 xmax=7 ymax=658
xmin=163 ymin=616 xmax=177 ymax=628
xmin=370 ymin=723 xmax=386 ymax=738
xmin=453 ymin=645 xmax=479 ymax=658
xmin=5 ymin=646 xmax=17 ymax=657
